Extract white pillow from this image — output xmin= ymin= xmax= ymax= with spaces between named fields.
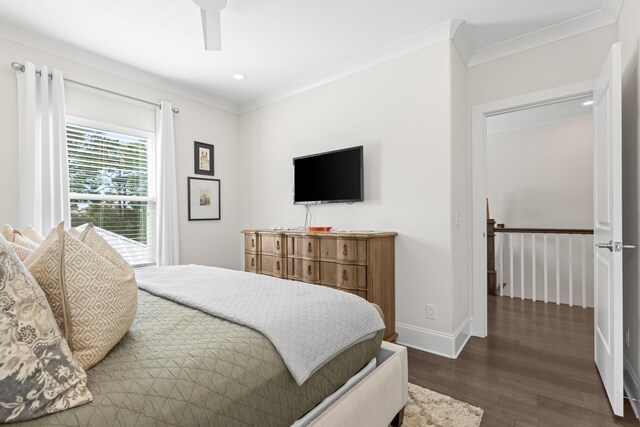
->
xmin=21 ymin=225 xmax=45 ymax=244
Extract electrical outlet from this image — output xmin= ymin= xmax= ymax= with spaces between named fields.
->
xmin=455 ymin=211 xmax=461 ymax=227
xmin=626 ymin=328 xmax=630 ymax=348
xmin=426 ymin=304 xmax=436 ymax=320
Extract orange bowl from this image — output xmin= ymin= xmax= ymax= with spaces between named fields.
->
xmin=307 ymin=226 xmax=332 ymax=232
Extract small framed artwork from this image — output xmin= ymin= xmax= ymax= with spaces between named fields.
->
xmin=188 ymin=177 xmax=221 ymax=221
xmin=194 ymin=141 xmax=215 ymax=176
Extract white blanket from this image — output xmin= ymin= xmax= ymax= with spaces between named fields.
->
xmin=135 ymin=265 xmax=385 ymax=385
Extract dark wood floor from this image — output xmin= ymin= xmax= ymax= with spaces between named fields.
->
xmin=407 ymin=296 xmax=639 ymax=426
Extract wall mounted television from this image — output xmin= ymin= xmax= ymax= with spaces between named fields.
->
xmin=293 ymin=145 xmax=364 ymax=204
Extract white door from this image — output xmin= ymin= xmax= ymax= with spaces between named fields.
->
xmin=593 ymin=42 xmax=624 ymax=417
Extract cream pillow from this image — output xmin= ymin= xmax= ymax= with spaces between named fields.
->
xmin=2 ymin=224 xmax=39 ymax=250
xmin=21 ymin=225 xmax=45 ymax=244
xmin=1 ymin=224 xmax=12 ymax=241
xmin=25 ymin=223 xmax=138 ymax=369
xmin=0 ymin=235 xmax=92 ymax=422
xmin=13 ymin=232 xmax=39 ymax=250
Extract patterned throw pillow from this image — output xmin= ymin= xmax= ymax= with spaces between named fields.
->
xmin=8 ymin=242 xmax=32 ymax=261
xmin=0 ymin=235 xmax=92 ymax=423
xmin=25 ymin=223 xmax=138 ymax=369
xmin=1 ymin=224 xmax=39 ymax=250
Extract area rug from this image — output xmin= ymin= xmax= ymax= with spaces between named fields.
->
xmin=402 ymin=383 xmax=484 ymax=427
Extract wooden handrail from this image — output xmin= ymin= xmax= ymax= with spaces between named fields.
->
xmin=494 ymin=227 xmax=593 ymax=235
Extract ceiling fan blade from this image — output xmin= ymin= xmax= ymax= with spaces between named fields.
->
xmin=201 ymin=8 xmax=222 ymax=51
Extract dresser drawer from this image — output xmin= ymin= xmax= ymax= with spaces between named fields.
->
xmin=260 ymin=233 xmax=285 ymax=255
xmin=260 ymin=255 xmax=285 ymax=278
xmin=302 ymin=260 xmax=319 ymax=283
xmin=245 ymin=253 xmax=259 ymax=273
xmin=319 ymin=238 xmax=366 ymax=263
xmin=337 ymin=264 xmax=367 ymax=289
xmin=287 ymin=236 xmax=319 ymax=259
xmin=244 ymin=233 xmax=259 ymax=253
xmin=319 ymin=262 xmax=366 ymax=289
xmin=338 ymin=239 xmax=367 ymax=263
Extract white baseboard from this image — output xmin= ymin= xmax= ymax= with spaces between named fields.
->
xmin=624 ymin=355 xmax=640 ymax=420
xmin=395 ymin=317 xmax=471 ymax=359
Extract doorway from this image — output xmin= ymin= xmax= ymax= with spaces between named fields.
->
xmin=486 ymin=96 xmax=594 ymax=306
xmin=471 ymin=81 xmax=595 ymax=338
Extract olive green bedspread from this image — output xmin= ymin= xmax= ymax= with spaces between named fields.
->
xmin=17 ymin=290 xmax=383 ymax=427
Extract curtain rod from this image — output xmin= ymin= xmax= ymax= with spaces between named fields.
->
xmin=11 ymin=61 xmax=179 ymax=114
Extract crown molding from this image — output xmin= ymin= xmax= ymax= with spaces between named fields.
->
xmin=0 ymin=19 xmax=239 ymax=114
xmin=601 ymin=0 xmax=624 ymax=21
xmin=238 ymin=20 xmax=457 ymax=114
xmin=449 ymin=20 xmax=475 ymax=65
xmin=463 ymin=3 xmax=622 ymax=67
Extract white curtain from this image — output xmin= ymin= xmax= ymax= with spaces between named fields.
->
xmin=16 ymin=62 xmax=70 ymax=234
xmin=155 ymin=101 xmax=180 ymax=266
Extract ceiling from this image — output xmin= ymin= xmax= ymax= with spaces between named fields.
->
xmin=0 ymin=0 xmax=623 ymax=113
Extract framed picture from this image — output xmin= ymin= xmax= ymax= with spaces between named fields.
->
xmin=188 ymin=177 xmax=221 ymax=220
xmin=194 ymin=141 xmax=214 ymax=176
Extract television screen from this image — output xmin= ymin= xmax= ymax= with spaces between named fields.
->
xmin=293 ymin=146 xmax=364 ymax=204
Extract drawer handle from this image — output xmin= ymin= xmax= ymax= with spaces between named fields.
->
xmin=251 ymin=258 xmax=255 ymax=267
xmin=276 ymin=240 xmax=280 ymax=250
xmin=276 ymin=260 xmax=280 ymax=271
xmin=342 ymin=269 xmax=348 ymax=282
xmin=342 ymin=244 xmax=348 ymax=256
xmin=307 ymin=242 xmax=312 ymax=253
xmin=307 ymin=265 xmax=312 ymax=275
xmin=251 ymin=238 xmax=255 ymax=248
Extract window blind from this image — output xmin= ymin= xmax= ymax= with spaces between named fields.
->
xmin=66 ymin=118 xmax=156 ymax=266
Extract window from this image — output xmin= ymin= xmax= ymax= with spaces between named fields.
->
xmin=66 ymin=116 xmax=156 ymax=266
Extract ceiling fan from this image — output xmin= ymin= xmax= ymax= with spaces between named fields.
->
xmin=192 ymin=0 xmax=227 ymax=51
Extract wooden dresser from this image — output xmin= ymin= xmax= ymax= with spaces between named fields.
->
xmin=242 ymin=229 xmax=397 ymax=341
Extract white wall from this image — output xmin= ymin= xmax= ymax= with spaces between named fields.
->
xmin=487 ymin=117 xmax=593 ymax=229
xmin=487 ymin=117 xmax=594 ymax=306
xmin=240 ymin=40 xmax=469 ymax=352
xmin=0 ymin=37 xmax=242 ymax=269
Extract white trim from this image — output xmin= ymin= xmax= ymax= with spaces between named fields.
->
xmin=396 ymin=317 xmax=471 ymax=358
xmin=454 ymin=317 xmax=472 ymax=358
xmin=67 ymin=114 xmax=155 ymax=140
xmin=471 ymin=80 xmax=595 ymax=338
xmin=238 ymin=20 xmax=457 ymax=113
xmin=0 ymin=20 xmax=239 ymax=114
xmin=465 ymin=7 xmax=621 ymax=67
xmin=624 ymin=355 xmax=640 ymax=420
xmin=450 ymin=20 xmax=475 ymax=65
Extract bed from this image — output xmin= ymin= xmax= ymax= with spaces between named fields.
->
xmin=15 ymin=266 xmax=408 ymax=427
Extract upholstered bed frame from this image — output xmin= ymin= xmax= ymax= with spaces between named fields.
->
xmin=311 ymin=341 xmax=408 ymax=427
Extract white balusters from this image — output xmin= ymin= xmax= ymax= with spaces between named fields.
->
xmin=532 ymin=235 xmax=536 ymax=302
xmin=581 ymin=236 xmax=586 ymax=309
xmin=520 ymin=234 xmax=525 ymax=300
xmin=556 ymin=235 xmax=560 ymax=305
xmin=509 ymin=234 xmax=514 ymax=298
xmin=569 ymin=236 xmax=573 ymax=307
xmin=495 ymin=230 xmax=592 ymax=308
xmin=498 ymin=234 xmax=504 ymax=297
xmin=543 ymin=234 xmax=548 ymax=303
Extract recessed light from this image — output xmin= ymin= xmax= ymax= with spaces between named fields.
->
xmin=233 ymin=73 xmax=246 ymax=80
xmin=582 ymin=100 xmax=594 ymax=106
